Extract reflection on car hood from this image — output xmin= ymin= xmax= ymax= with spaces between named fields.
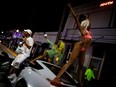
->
xmin=16 ymin=60 xmax=78 ymax=87
xmin=18 ymin=67 xmax=52 ymax=87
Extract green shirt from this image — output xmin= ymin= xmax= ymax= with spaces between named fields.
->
xmin=45 ymin=39 xmax=58 ymax=59
xmin=58 ymin=41 xmax=65 ymax=55
xmin=85 ymin=68 xmax=95 ymax=81
xmin=45 ymin=39 xmax=65 ymax=61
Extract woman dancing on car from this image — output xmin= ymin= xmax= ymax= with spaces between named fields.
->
xmin=50 ymin=3 xmax=92 ymax=86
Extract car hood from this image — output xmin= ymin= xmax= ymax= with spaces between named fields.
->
xmin=17 ymin=67 xmax=53 ymax=87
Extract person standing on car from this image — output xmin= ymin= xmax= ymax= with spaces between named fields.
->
xmin=50 ymin=3 xmax=92 ymax=86
xmin=8 ymin=29 xmax=34 ymax=83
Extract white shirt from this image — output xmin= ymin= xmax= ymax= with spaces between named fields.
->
xmin=22 ymin=36 xmax=34 ymax=57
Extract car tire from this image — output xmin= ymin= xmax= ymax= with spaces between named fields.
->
xmin=14 ymin=79 xmax=27 ymax=87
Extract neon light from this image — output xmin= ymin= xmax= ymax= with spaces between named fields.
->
xmin=100 ymin=1 xmax=114 ymax=7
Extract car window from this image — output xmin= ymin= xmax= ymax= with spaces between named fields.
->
xmin=43 ymin=63 xmax=77 ymax=85
xmin=29 ymin=62 xmax=44 ymax=70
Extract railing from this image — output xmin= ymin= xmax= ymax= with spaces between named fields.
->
xmin=0 ymin=43 xmax=17 ymax=58
xmin=62 ymin=28 xmax=116 ymax=44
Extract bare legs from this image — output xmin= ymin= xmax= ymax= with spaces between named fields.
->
xmin=77 ymin=50 xmax=86 ymax=86
xmin=50 ymin=38 xmax=92 ymax=86
xmin=30 ymin=52 xmax=48 ymax=64
xmin=50 ymin=42 xmax=82 ymax=85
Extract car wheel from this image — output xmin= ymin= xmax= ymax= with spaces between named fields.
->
xmin=14 ymin=79 xmax=27 ymax=87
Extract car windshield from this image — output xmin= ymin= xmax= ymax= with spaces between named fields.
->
xmin=43 ymin=62 xmax=78 ymax=85
xmin=29 ymin=61 xmax=44 ymax=70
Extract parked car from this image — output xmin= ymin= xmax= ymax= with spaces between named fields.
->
xmin=0 ymin=43 xmax=80 ymax=87
xmin=13 ymin=60 xmax=79 ymax=87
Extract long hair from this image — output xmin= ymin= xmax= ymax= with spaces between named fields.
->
xmin=81 ymin=19 xmax=90 ymax=29
xmin=79 ymin=14 xmax=91 ymax=30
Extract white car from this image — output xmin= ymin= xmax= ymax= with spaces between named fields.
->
xmin=0 ymin=43 xmax=79 ymax=87
xmin=13 ymin=60 xmax=79 ymax=87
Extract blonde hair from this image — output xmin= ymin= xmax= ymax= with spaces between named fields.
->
xmin=81 ymin=19 xmax=90 ymax=29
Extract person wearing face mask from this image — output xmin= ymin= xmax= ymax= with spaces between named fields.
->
xmin=50 ymin=3 xmax=92 ymax=87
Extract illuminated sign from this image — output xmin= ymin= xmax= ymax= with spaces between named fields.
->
xmin=100 ymin=1 xmax=114 ymax=7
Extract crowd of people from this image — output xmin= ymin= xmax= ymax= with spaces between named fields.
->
xmin=0 ymin=3 xmax=95 ymax=87
xmin=7 ymin=29 xmax=66 ymax=84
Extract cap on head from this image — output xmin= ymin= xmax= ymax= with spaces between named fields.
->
xmin=24 ymin=29 xmax=32 ymax=35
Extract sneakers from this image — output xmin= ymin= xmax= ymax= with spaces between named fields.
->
xmin=11 ymin=76 xmax=17 ymax=83
xmin=8 ymin=73 xmax=17 ymax=83
xmin=8 ymin=73 xmax=16 ymax=79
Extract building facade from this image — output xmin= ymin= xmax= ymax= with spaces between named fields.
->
xmin=61 ymin=0 xmax=116 ymax=81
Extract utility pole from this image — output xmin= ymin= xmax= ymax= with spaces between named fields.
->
xmin=55 ymin=1 xmax=69 ymax=43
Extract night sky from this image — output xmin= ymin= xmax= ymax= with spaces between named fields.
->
xmin=0 ymin=0 xmax=95 ymax=32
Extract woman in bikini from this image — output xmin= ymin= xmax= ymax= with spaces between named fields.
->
xmin=50 ymin=3 xmax=92 ymax=86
